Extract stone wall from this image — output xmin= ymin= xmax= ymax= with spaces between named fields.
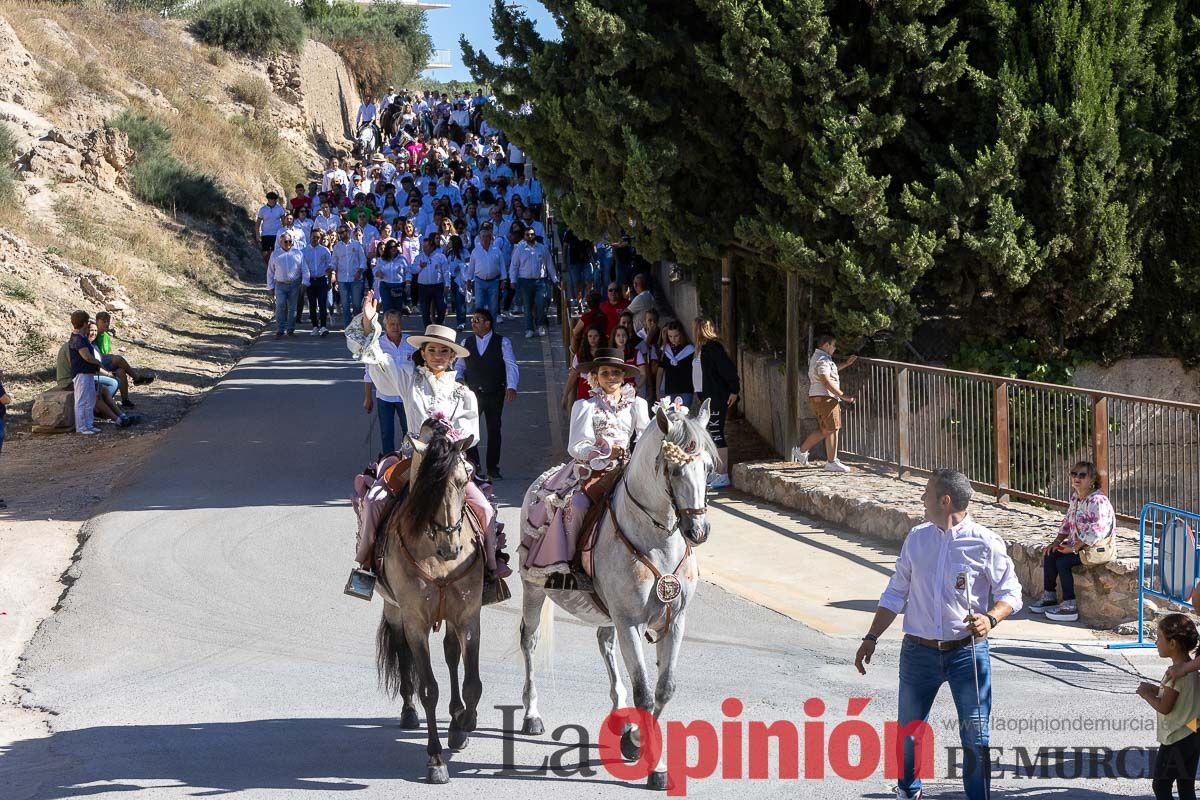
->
xmin=733 ymin=460 xmax=1146 ymax=630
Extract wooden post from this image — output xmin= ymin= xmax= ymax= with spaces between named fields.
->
xmin=720 ymin=252 xmax=735 ymax=354
xmin=785 ymin=271 xmax=800 ymax=458
xmin=897 ymin=367 xmax=911 ymax=478
xmin=995 ymin=382 xmax=1010 ymax=502
xmin=1093 ymin=396 xmax=1110 ymax=495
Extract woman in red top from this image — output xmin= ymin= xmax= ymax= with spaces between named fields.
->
xmin=570 ymin=290 xmax=607 ymax=348
xmin=561 ymin=323 xmax=607 ymax=408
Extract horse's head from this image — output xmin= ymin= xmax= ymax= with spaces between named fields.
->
xmin=408 ymin=423 xmax=475 ymax=561
xmin=652 ymin=399 xmax=717 ymax=546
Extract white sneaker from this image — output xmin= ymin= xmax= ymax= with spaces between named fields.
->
xmin=1045 ymin=600 xmax=1079 ymax=622
xmin=896 ymin=789 xmax=923 ymax=800
xmin=824 ymin=459 xmax=851 ymax=473
xmin=309 ymin=328 xmax=320 ymax=336
xmin=537 ymin=326 xmax=547 ymax=336
xmin=708 ymin=473 xmax=731 ymax=489
xmin=319 ymin=326 xmax=328 ymax=336
xmin=525 ymin=330 xmax=534 ymax=339
xmin=78 ymin=428 xmax=100 ymax=435
xmin=791 ymin=448 xmax=809 ymax=466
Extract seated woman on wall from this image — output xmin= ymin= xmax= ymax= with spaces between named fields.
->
xmin=522 ymin=348 xmax=649 ymax=590
xmin=1029 ymin=460 xmax=1115 ymax=623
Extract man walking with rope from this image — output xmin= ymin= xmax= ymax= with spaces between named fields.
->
xmin=854 ymin=469 xmax=1022 ymax=800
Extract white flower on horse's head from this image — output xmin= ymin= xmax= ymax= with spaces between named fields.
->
xmin=653 ymin=397 xmax=689 ymax=419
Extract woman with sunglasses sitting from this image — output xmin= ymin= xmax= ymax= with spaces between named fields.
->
xmin=1029 ymin=461 xmax=1115 ymax=622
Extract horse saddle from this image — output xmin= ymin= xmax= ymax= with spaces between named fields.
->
xmin=573 ymin=463 xmax=627 ymax=579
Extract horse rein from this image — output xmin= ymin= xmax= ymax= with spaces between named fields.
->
xmin=397 ymin=512 xmax=479 ymax=634
xmin=621 ymin=456 xmax=708 ymax=534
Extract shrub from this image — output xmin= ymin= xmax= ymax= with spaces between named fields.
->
xmin=109 ymin=109 xmax=171 ymax=154
xmin=0 ymin=276 xmax=35 ymax=303
xmin=15 ymin=323 xmax=51 ymax=362
xmin=190 ymin=0 xmax=306 ymax=56
xmin=109 ymin=109 xmax=224 ymax=217
xmin=305 ymin=0 xmax=431 ymax=96
xmin=228 ymin=75 xmax=271 ymax=112
xmin=130 ymin=152 xmax=222 ymax=216
xmin=0 ymin=123 xmax=16 ymax=203
xmin=203 ymin=46 xmax=230 ymax=68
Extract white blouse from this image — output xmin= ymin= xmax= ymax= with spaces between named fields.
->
xmin=347 ymin=314 xmax=480 ymax=442
xmin=567 ymin=385 xmax=651 ymax=469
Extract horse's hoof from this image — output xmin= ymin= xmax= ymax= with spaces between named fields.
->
xmin=646 ymin=771 xmax=668 ymax=792
xmin=427 ymin=763 xmax=450 ymax=784
xmin=620 ymin=729 xmax=640 ymax=762
xmin=399 ymin=708 xmax=421 ymax=729
xmin=448 ymin=728 xmax=469 ymax=751
xmin=521 ymin=716 xmax=545 ymax=736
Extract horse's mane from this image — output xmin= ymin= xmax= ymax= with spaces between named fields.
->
xmin=400 ymin=428 xmax=461 ymax=539
xmin=630 ymin=407 xmax=718 ymax=477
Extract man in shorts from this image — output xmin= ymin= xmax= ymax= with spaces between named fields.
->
xmin=794 ymin=333 xmax=858 ymax=472
xmin=256 ymin=192 xmax=286 ymax=264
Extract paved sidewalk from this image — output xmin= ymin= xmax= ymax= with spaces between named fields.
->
xmin=731 ymin=460 xmax=1145 ymax=630
xmin=699 ymin=489 xmax=1110 ymax=643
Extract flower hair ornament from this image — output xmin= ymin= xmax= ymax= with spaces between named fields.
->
xmin=653 ymin=397 xmax=689 ymax=418
xmin=425 ymin=411 xmax=461 ymax=441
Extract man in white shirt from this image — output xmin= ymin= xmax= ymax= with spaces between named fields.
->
xmin=466 ymin=224 xmax=506 ymax=322
xmin=509 ymin=227 xmax=558 ymax=338
xmin=435 ymin=171 xmax=463 ymax=207
xmin=356 ymin=98 xmax=378 ymax=130
xmin=266 ymin=233 xmax=309 ymax=337
xmin=457 ymin=308 xmax=519 ymax=480
xmin=313 ymin=204 xmax=339 ymax=236
xmin=625 ymin=273 xmax=656 ymax=332
xmin=409 ymin=234 xmax=450 ymax=327
xmin=273 ymin=212 xmax=307 ymax=252
xmin=855 ymin=469 xmax=1021 ymax=800
xmin=332 ymin=226 xmax=367 ymax=328
xmin=256 ymin=192 xmax=286 ymax=263
xmin=362 ymin=308 xmax=414 ymax=455
xmin=506 ymin=141 xmax=526 ymax=180
xmin=793 ymin=334 xmax=858 ymax=472
xmin=322 ymin=157 xmax=349 ymax=193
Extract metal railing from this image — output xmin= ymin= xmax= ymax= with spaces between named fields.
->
xmin=837 ymin=358 xmax=1200 ymax=520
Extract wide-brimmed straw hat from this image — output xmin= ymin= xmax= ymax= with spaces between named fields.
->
xmin=406 ymin=323 xmax=469 ymax=358
xmin=577 ymin=347 xmax=640 ymax=376
xmin=371 ymin=153 xmax=386 ymax=163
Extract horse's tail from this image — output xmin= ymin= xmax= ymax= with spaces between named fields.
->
xmin=376 ymin=615 xmax=407 ymax=699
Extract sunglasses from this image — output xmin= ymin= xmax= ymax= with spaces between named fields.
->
xmin=1070 ymin=471 xmax=1091 ymax=479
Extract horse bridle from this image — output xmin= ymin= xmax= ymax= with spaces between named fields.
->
xmin=427 ymin=509 xmax=465 ymax=539
xmin=622 ymin=454 xmax=708 ymax=534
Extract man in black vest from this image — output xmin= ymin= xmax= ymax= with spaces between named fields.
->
xmin=458 ymin=308 xmax=519 ymax=480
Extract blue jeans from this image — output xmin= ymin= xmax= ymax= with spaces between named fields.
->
xmin=567 ymin=262 xmax=594 ymax=299
xmin=417 ymin=283 xmax=446 ymax=327
xmin=897 ymin=636 xmax=992 ymax=800
xmin=376 ymin=397 xmax=407 ymax=455
xmin=274 ymin=281 xmax=301 ymax=333
xmin=378 ymin=281 xmax=404 ymax=316
xmin=474 ymin=277 xmax=500 ymax=320
xmin=340 ymin=280 xmax=364 ymax=327
xmin=0 ymin=415 xmax=6 ymax=456
xmin=95 ymin=375 xmax=119 ymax=397
xmin=517 ymin=278 xmax=549 ymax=333
xmin=450 ymin=283 xmax=467 ymax=326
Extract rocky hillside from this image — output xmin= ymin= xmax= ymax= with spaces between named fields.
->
xmin=0 ymin=2 xmax=360 ymax=412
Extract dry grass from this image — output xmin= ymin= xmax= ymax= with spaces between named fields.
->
xmin=228 ymin=75 xmax=270 ymax=112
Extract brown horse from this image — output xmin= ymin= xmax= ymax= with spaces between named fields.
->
xmin=376 ymin=423 xmax=483 ymax=784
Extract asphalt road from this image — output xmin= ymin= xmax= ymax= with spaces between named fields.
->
xmin=3 ymin=315 xmax=1171 ymax=799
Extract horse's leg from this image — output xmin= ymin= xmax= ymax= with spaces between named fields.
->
xmin=598 ymin=625 xmax=635 ymax=759
xmin=519 ymin=580 xmax=548 ymax=735
xmin=381 ymin=604 xmax=420 ymax=729
xmin=443 ymin=624 xmax=468 ymax=751
xmin=645 ymin=617 xmax=686 ymax=791
xmin=407 ymin=630 xmax=448 ymax=783
xmin=458 ymin=611 xmax=483 ymax=735
xmin=613 ymin=621 xmax=657 ymax=786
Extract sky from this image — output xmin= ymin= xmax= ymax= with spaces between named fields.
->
xmin=421 ymin=0 xmax=560 ymax=83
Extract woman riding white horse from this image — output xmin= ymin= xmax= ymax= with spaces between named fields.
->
xmin=348 ymin=289 xmax=511 ymax=600
xmin=522 ymin=348 xmax=649 ymax=587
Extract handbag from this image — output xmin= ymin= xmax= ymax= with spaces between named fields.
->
xmin=1080 ymin=525 xmax=1118 ymax=566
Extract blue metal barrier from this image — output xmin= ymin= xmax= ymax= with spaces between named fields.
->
xmin=1109 ymin=502 xmax=1200 ymax=649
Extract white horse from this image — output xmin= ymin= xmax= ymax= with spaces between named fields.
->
xmin=517 ymin=400 xmax=715 ymax=791
xmin=355 ymin=123 xmax=380 ymax=160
